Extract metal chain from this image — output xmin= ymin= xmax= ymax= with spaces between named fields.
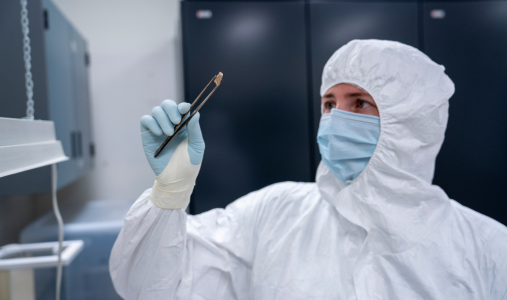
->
xmin=20 ymin=0 xmax=34 ymax=120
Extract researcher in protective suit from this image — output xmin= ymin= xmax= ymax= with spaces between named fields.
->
xmin=110 ymin=40 xmax=507 ymax=299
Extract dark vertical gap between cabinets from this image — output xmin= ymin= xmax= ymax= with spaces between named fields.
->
xmin=182 ymin=3 xmax=197 ymax=215
xmin=182 ymin=3 xmax=191 ymax=105
xmin=304 ymin=0 xmax=316 ymax=181
xmin=417 ymin=0 xmax=425 ymax=52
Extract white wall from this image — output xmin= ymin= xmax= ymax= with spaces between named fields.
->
xmin=51 ymin=0 xmax=183 ymax=201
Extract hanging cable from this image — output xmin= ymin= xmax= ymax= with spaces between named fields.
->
xmin=20 ymin=2 xmax=63 ymax=298
xmin=51 ymin=164 xmax=64 ymax=300
xmin=20 ymin=0 xmax=35 ymax=120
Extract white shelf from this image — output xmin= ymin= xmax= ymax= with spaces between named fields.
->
xmin=0 ymin=240 xmax=84 ymax=270
xmin=0 ymin=117 xmax=68 ymax=178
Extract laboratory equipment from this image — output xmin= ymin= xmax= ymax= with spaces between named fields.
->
xmin=0 ymin=1 xmax=83 ymax=299
xmin=0 ymin=241 xmax=83 ymax=270
xmin=21 ymin=199 xmax=135 ymax=300
xmin=0 ymin=118 xmax=71 ymax=300
xmin=0 ymin=0 xmax=94 ymax=195
xmin=0 ymin=118 xmax=67 ymax=178
xmin=0 ymin=241 xmax=83 ymax=300
xmin=155 ymin=72 xmax=223 ymax=157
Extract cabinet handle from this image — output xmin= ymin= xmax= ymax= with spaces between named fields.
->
xmin=77 ymin=131 xmax=83 ymax=158
xmin=89 ymin=143 xmax=95 ymax=158
xmin=71 ymin=131 xmax=77 ymax=158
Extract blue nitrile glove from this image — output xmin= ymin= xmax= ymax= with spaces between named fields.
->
xmin=140 ymin=99 xmax=205 ymax=209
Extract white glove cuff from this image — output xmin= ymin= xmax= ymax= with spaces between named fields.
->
xmin=150 ymin=139 xmax=201 ymax=209
xmin=151 ymin=183 xmax=194 ymax=209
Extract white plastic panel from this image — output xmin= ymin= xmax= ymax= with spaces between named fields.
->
xmin=0 ymin=117 xmax=68 ymax=178
xmin=0 ymin=118 xmax=56 ymax=146
xmin=0 ymin=240 xmax=83 ymax=270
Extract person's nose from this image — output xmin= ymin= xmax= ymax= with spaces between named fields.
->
xmin=335 ymin=100 xmax=352 ymax=113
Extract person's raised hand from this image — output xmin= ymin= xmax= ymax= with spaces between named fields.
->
xmin=140 ymin=99 xmax=205 ymax=209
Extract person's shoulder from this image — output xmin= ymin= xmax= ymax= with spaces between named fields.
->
xmin=451 ymin=201 xmax=507 ymax=297
xmin=232 ymin=181 xmax=319 ymax=214
xmin=259 ymin=181 xmax=318 ymax=204
xmin=259 ymin=181 xmax=317 ymax=198
xmin=222 ymin=181 xmax=319 ymax=229
xmin=239 ymin=180 xmax=315 ymax=202
xmin=450 ymin=201 xmax=507 ymax=275
xmin=450 ymin=200 xmax=507 ymax=242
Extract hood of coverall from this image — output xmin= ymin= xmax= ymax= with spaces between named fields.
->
xmin=316 ymin=39 xmax=455 ymax=253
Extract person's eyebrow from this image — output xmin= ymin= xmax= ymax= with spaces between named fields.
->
xmin=346 ymin=92 xmax=369 ymax=98
xmin=322 ymin=93 xmax=334 ymax=98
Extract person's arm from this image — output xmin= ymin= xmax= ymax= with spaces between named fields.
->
xmin=110 ymin=99 xmax=203 ymax=299
xmin=109 ymin=190 xmax=188 ymax=299
xmin=110 ymin=183 xmax=268 ymax=300
xmin=109 ymin=100 xmax=260 ymax=299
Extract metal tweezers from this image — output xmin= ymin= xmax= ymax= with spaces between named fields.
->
xmin=154 ymin=72 xmax=223 ymax=157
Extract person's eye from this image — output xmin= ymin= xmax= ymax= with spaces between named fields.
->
xmin=357 ymin=100 xmax=372 ymax=109
xmin=325 ymin=102 xmax=336 ymax=110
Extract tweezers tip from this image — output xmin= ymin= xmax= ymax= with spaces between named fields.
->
xmin=215 ymin=72 xmax=223 ymax=86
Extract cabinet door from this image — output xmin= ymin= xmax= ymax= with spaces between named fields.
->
xmin=310 ymin=1 xmax=419 ymax=171
xmin=70 ymin=28 xmax=93 ymax=175
xmin=0 ymin=0 xmax=53 ymax=196
xmin=43 ymin=0 xmax=79 ymax=188
xmin=0 ymin=0 xmax=90 ymax=195
xmin=424 ymin=2 xmax=507 ymax=225
xmin=182 ymin=2 xmax=310 ymax=213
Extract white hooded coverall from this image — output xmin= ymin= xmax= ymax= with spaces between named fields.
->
xmin=110 ymin=40 xmax=507 ymax=299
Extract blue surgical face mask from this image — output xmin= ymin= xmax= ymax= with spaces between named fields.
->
xmin=317 ymin=109 xmax=380 ymax=184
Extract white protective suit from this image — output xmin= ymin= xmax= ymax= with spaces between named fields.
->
xmin=110 ymin=40 xmax=507 ymax=299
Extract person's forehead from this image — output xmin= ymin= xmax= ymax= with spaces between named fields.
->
xmin=324 ymin=83 xmax=370 ymax=97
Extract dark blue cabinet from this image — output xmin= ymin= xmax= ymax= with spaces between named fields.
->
xmin=424 ymin=2 xmax=507 ymax=224
xmin=182 ymin=2 xmax=311 ymax=213
xmin=182 ymin=0 xmax=507 ymax=224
